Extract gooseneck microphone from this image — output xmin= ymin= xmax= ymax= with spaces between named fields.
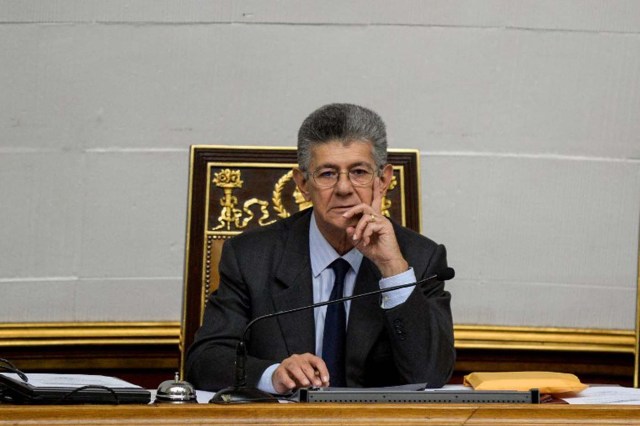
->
xmin=210 ymin=267 xmax=455 ymax=404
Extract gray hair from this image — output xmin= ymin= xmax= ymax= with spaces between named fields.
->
xmin=297 ymin=103 xmax=388 ymax=173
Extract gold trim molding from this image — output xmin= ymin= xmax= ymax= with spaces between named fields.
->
xmin=456 ymin=325 xmax=635 ymax=353
xmin=0 ymin=322 xmax=633 ymax=353
xmin=0 ymin=322 xmax=180 ymax=346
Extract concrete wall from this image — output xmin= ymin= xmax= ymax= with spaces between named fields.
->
xmin=1 ymin=0 xmax=639 ymax=329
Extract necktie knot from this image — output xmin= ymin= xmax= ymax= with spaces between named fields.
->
xmin=330 ymin=258 xmax=350 ymax=294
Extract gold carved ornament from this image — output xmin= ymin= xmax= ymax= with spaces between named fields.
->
xmin=211 ymin=169 xmax=275 ymax=231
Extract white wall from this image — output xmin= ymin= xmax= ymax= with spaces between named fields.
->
xmin=1 ymin=0 xmax=639 ymax=328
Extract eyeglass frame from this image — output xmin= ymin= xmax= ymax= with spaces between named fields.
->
xmin=305 ymin=163 xmax=382 ymax=188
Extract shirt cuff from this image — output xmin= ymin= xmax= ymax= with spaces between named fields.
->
xmin=379 ymin=267 xmax=416 ymax=309
xmin=257 ymin=363 xmax=280 ymax=394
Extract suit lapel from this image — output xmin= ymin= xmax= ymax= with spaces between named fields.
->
xmin=271 ymin=211 xmax=316 ymax=356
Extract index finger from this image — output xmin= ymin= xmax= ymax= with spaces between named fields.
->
xmin=371 ymin=174 xmax=383 ymax=214
xmin=309 ymin=356 xmax=330 ymax=384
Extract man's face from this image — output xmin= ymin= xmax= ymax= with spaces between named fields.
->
xmin=294 ymin=140 xmax=385 ymax=238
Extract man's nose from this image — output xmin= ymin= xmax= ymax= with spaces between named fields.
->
xmin=334 ymin=172 xmax=354 ymax=193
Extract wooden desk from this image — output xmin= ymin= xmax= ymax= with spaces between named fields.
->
xmin=2 ymin=403 xmax=640 ymax=425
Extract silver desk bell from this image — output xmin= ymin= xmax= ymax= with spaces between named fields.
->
xmin=155 ymin=372 xmax=197 ymax=403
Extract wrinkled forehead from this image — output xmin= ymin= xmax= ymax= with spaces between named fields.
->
xmin=308 ymin=139 xmax=375 ymax=169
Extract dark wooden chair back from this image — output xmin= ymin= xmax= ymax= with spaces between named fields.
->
xmin=179 ymin=145 xmax=422 ymax=374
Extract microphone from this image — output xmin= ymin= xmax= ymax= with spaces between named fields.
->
xmin=210 ymin=267 xmax=455 ymax=404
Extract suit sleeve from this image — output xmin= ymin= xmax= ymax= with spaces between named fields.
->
xmin=184 ymin=240 xmax=277 ymax=391
xmin=383 ymin=243 xmax=455 ymax=388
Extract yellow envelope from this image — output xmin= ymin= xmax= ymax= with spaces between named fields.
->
xmin=463 ymin=371 xmax=588 ymax=394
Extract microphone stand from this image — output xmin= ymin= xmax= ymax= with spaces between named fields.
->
xmin=210 ymin=268 xmax=455 ymax=404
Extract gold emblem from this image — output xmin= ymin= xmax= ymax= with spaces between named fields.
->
xmin=272 ymin=170 xmax=312 ymax=220
xmin=211 ymin=169 xmax=275 ymax=231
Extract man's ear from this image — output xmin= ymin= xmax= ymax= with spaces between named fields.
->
xmin=379 ymin=164 xmax=394 ymax=196
xmin=292 ymin=168 xmax=311 ymax=201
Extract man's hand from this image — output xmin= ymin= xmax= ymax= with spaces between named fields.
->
xmin=272 ymin=353 xmax=330 ymax=394
xmin=343 ymin=177 xmax=408 ymax=277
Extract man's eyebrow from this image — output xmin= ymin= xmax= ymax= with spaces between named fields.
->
xmin=314 ymin=163 xmax=338 ymax=170
xmin=314 ymin=161 xmax=370 ymax=169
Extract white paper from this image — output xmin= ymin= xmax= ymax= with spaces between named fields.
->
xmin=318 ymin=383 xmax=428 ymax=392
xmin=1 ymin=372 xmax=142 ymax=389
xmin=194 ymin=390 xmax=215 ymax=403
xmin=426 ymin=384 xmax=470 ymax=392
xmin=562 ymin=386 xmax=640 ymax=405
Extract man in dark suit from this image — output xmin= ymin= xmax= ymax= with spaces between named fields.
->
xmin=185 ymin=103 xmax=455 ymax=394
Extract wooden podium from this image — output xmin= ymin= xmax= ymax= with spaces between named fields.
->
xmin=2 ymin=403 xmax=640 ymax=425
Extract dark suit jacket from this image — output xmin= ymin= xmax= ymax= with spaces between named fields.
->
xmin=185 ymin=209 xmax=455 ymax=391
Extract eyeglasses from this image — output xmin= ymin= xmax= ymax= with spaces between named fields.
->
xmin=310 ymin=165 xmax=377 ymax=188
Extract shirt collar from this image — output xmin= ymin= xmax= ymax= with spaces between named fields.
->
xmin=309 ymin=212 xmax=363 ymax=278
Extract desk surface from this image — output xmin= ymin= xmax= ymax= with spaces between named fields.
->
xmin=2 ymin=403 xmax=640 ymax=425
